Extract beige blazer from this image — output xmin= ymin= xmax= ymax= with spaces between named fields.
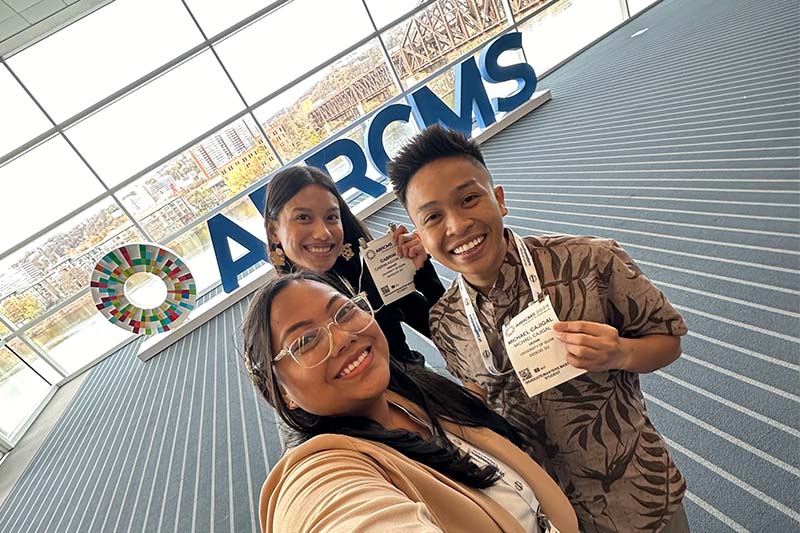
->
xmin=260 ymin=391 xmax=577 ymax=532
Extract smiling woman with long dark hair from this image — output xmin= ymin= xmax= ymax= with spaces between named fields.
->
xmin=242 ymin=271 xmax=577 ymax=532
xmin=262 ymin=165 xmax=444 ymax=367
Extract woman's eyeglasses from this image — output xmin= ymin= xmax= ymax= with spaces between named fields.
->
xmin=273 ymin=294 xmax=374 ymax=368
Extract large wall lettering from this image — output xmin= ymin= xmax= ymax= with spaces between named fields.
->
xmin=213 ymin=31 xmax=538 ymax=292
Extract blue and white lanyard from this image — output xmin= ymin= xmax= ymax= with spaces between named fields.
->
xmin=457 ymin=232 xmax=543 ymax=377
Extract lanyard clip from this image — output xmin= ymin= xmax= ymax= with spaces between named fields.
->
xmin=528 ymin=291 xmax=546 ymax=307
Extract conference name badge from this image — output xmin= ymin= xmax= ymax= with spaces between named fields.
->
xmin=359 ymin=234 xmax=416 ymax=305
xmin=502 ymin=295 xmax=586 ymax=397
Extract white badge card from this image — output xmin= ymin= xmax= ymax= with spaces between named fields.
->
xmin=360 ymin=234 xmax=416 ymax=305
xmin=502 ymin=295 xmax=586 ymax=397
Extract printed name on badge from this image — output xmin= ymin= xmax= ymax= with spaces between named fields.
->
xmin=502 ymin=295 xmax=587 ymax=397
xmin=360 ymin=234 xmax=416 ymax=305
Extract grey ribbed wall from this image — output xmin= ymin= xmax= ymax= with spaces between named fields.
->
xmin=0 ymin=0 xmax=797 ymax=531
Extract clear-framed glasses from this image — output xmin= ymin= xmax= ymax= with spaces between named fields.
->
xmin=273 ymin=293 xmax=374 ymax=368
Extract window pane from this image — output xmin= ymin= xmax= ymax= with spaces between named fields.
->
xmin=519 ymin=0 xmax=625 ymax=75
xmin=0 ymin=198 xmax=146 ymax=327
xmin=384 ymin=0 xmax=510 ymax=88
xmin=6 ymin=336 xmax=61 ymax=384
xmin=66 ymin=50 xmax=244 ymax=187
xmin=164 ymin=224 xmax=218 ymax=293
xmin=186 ymin=0 xmax=275 ymax=38
xmin=117 ymin=115 xmax=279 ymax=242
xmin=183 ymin=0 xmax=272 ymax=38
xmin=255 ymin=40 xmax=399 ymax=162
xmin=363 ymin=0 xmax=423 ymax=28
xmin=224 ymin=195 xmax=271 ymax=242
xmin=511 ymin=0 xmax=553 ymax=18
xmin=0 ymin=345 xmax=50 ymax=436
xmin=164 ymin=196 xmax=269 ymax=293
xmin=317 ymin=114 xmax=419 ymax=211
xmin=26 ymin=292 xmax=134 ymax=374
xmin=0 ymin=67 xmax=51 ymax=158
xmin=7 ymin=0 xmax=203 ymax=122
xmin=216 ymin=0 xmax=373 ymax=104
xmin=0 ymin=135 xmax=106 ymax=254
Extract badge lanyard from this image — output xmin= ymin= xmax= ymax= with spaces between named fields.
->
xmin=457 ymin=232 xmax=543 ymax=377
xmin=336 ymin=273 xmax=358 ymax=297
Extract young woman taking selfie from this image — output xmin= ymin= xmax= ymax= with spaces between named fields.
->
xmin=242 ymin=272 xmax=578 ymax=532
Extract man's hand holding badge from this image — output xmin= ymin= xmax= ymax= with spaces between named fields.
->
xmin=553 ymin=321 xmax=626 ymax=373
xmin=501 ymin=291 xmax=586 ymax=398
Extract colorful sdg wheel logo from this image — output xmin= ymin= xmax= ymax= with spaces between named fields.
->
xmin=90 ymin=243 xmax=197 ymax=335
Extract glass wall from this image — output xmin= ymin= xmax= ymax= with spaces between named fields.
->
xmin=518 ymin=0 xmax=626 ymax=74
xmin=383 ymin=0 xmax=510 ymax=88
xmin=0 ymin=0 xmax=648 ymax=443
xmin=0 ymin=345 xmax=51 ymax=437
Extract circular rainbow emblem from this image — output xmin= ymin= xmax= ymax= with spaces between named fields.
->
xmin=90 ymin=243 xmax=197 ymax=335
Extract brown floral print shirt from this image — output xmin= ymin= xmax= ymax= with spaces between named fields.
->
xmin=429 ymin=232 xmax=688 ymax=533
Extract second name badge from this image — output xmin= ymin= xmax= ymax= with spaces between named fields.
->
xmin=502 ymin=295 xmax=586 ymax=397
xmin=360 ymin=234 xmax=416 ymax=305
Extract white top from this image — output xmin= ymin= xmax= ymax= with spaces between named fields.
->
xmin=447 ymin=432 xmax=546 ymax=532
xmin=392 ymin=402 xmax=557 ymax=532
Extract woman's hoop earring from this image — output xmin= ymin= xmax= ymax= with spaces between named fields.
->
xmin=339 ymin=243 xmax=354 ymax=261
xmin=269 ymin=244 xmax=286 ymax=267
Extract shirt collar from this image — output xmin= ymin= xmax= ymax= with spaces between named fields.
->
xmin=461 ymin=229 xmax=523 ymax=303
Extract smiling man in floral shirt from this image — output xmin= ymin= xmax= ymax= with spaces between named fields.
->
xmin=388 ymin=125 xmax=689 ymax=532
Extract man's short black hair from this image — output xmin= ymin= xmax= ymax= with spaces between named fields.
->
xmin=387 ymin=124 xmax=488 ymax=205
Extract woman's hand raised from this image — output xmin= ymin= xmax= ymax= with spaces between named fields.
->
xmin=391 ymin=224 xmax=427 ymax=270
